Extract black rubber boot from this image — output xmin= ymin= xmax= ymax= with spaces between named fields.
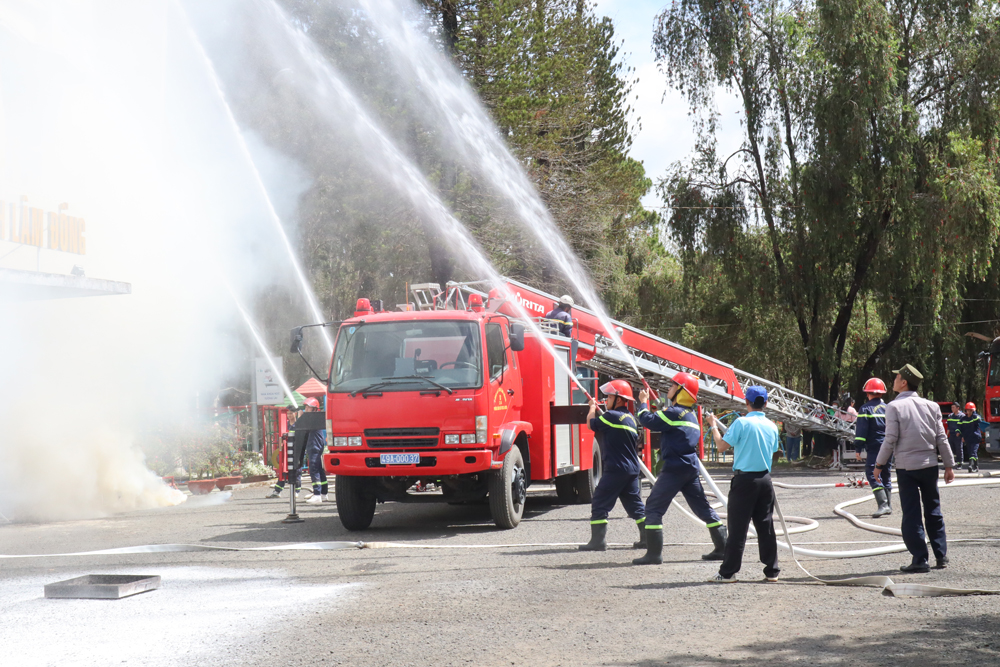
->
xmin=632 ymin=520 xmax=646 ymax=549
xmin=579 ymin=522 xmax=608 ymax=551
xmin=701 ymin=524 xmax=727 ymax=560
xmin=632 ymin=527 xmax=663 ymax=565
xmin=871 ymin=488 xmax=892 ymax=518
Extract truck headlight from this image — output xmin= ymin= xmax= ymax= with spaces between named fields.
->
xmin=348 ymin=436 xmax=362 ymax=447
xmin=333 ymin=436 xmax=348 ymax=447
xmin=461 ymin=433 xmax=477 ymax=444
xmin=444 ymin=434 xmax=460 ymax=445
xmin=476 ymin=416 xmax=488 ymax=444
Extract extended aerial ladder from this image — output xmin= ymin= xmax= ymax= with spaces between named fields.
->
xmin=410 ymin=279 xmax=855 ymax=440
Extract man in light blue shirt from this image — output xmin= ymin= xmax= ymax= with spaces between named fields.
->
xmin=706 ymin=386 xmax=781 ymax=583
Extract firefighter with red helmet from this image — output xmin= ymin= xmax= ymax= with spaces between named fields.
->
xmin=632 ymin=372 xmax=727 ymax=565
xmin=958 ymin=402 xmax=984 ymax=473
xmin=854 ymin=377 xmax=891 ymax=517
xmin=579 ymin=379 xmax=646 ymax=551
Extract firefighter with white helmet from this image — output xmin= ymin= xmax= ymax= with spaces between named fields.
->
xmin=543 ymin=295 xmax=575 ymax=337
xmin=633 ymin=371 xmax=727 ymax=565
xmin=302 ymin=397 xmax=330 ymax=503
xmin=854 ymin=377 xmax=891 ymax=517
xmin=579 ymin=379 xmax=646 ymax=551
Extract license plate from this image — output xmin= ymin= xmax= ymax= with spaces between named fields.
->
xmin=380 ymin=453 xmax=420 ymax=465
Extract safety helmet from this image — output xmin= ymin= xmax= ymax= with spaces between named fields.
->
xmin=304 ymin=397 xmax=321 ymax=409
xmin=558 ymin=295 xmax=575 ymax=308
xmin=965 ymin=402 xmax=977 ymax=411
xmin=862 ymin=378 xmax=886 ymax=394
xmin=671 ymin=371 xmax=699 ymax=400
xmin=599 ymin=379 xmax=635 ymax=402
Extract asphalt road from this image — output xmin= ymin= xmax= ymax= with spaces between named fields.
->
xmin=3 ymin=465 xmax=1000 ymax=666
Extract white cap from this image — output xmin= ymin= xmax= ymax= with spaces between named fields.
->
xmin=558 ymin=295 xmax=575 ymax=307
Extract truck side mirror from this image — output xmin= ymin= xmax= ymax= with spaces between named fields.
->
xmin=509 ymin=323 xmax=525 ymax=352
xmin=290 ymin=327 xmax=304 ymax=354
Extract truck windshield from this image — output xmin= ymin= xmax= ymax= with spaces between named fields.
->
xmin=330 ymin=321 xmax=483 ymax=393
xmin=991 ymin=339 xmax=1000 ymax=386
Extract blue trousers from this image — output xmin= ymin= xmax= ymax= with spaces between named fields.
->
xmin=964 ymin=438 xmax=980 ymax=462
xmin=590 ymin=470 xmax=645 ymax=523
xmin=949 ymin=436 xmax=963 ymax=464
xmin=307 ymin=441 xmax=328 ymax=495
xmin=785 ymin=436 xmax=801 ymax=461
xmin=896 ymin=466 xmax=947 ymax=562
xmin=863 ymin=448 xmax=891 ymax=492
xmin=644 ymin=464 xmax=721 ymax=528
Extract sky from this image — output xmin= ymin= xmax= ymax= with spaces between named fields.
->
xmin=592 ymin=0 xmax=744 ymax=209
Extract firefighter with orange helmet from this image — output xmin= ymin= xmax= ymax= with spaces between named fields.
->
xmin=579 ymin=379 xmax=646 ymax=551
xmin=958 ymin=402 xmax=984 ymax=473
xmin=632 ymin=371 xmax=727 ymax=565
xmin=854 ymin=377 xmax=891 ymax=517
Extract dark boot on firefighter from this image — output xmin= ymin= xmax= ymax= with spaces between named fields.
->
xmin=633 ymin=518 xmax=647 ymax=549
xmin=701 ymin=523 xmax=727 ymax=561
xmin=579 ymin=521 xmax=608 ymax=551
xmin=871 ymin=487 xmax=892 ymax=518
xmin=632 ymin=526 xmax=663 ymax=565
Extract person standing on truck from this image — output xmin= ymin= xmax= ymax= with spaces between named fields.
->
xmin=303 ymin=397 xmax=330 ymax=504
xmin=853 ymin=378 xmax=891 ymax=518
xmin=543 ymin=295 xmax=575 ymax=337
xmin=632 ymin=372 xmax=727 ymax=565
xmin=579 ymin=380 xmax=646 ymax=551
xmin=958 ymin=402 xmax=984 ymax=473
xmin=874 ymin=364 xmax=955 ymax=573
xmin=946 ymin=402 xmax=964 ymax=469
xmin=705 ymin=386 xmax=781 ymax=583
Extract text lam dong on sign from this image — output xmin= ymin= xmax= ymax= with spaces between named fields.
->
xmin=1 ymin=198 xmax=86 ymax=254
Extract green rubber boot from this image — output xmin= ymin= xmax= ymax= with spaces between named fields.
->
xmin=633 ymin=519 xmax=647 ymax=549
xmin=632 ymin=527 xmax=663 ymax=565
xmin=579 ymin=522 xmax=608 ymax=551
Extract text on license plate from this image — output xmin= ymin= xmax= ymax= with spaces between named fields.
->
xmin=380 ymin=453 xmax=420 ymax=465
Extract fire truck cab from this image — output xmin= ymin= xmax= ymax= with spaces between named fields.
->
xmin=317 ymin=287 xmax=608 ymax=530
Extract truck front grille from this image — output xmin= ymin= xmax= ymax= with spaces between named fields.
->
xmin=366 ymin=438 xmax=439 ymax=449
xmin=364 ymin=427 xmax=440 ymax=437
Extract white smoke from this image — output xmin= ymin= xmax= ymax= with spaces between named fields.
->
xmin=0 ymin=0 xmax=309 ymax=521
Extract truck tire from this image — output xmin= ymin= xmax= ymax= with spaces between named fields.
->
xmin=575 ymin=439 xmax=602 ymax=503
xmin=489 ymin=446 xmax=526 ymax=529
xmin=554 ymin=474 xmax=579 ymax=503
xmin=335 ymin=475 xmax=376 ymax=531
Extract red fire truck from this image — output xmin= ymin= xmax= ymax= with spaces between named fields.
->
xmin=290 ymin=279 xmax=854 ymax=531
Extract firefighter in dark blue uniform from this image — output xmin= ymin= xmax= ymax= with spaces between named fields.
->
xmin=579 ymin=380 xmax=646 ymax=551
xmin=945 ymin=403 xmax=964 ymax=468
xmin=959 ymin=402 xmax=984 ymax=473
xmin=632 ymin=371 xmax=727 ymax=565
xmin=543 ymin=295 xmax=575 ymax=337
xmin=853 ymin=378 xmax=891 ymax=517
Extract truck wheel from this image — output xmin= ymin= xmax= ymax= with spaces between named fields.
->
xmin=489 ymin=446 xmax=526 ymax=529
xmin=554 ymin=474 xmax=579 ymax=503
xmin=575 ymin=440 xmax=602 ymax=503
xmin=335 ymin=475 xmax=376 ymax=531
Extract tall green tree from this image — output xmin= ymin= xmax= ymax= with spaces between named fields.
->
xmin=655 ymin=0 xmax=1000 ymax=403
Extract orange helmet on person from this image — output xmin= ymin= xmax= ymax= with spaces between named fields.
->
xmin=862 ymin=378 xmax=887 ymax=395
xmin=304 ymin=397 xmax=321 ymax=409
xmin=965 ymin=402 xmax=977 ymax=411
xmin=599 ymin=379 xmax=635 ymax=403
xmin=672 ymin=371 xmax=699 ymax=400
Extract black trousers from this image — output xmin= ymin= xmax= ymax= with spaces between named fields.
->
xmin=720 ymin=471 xmax=779 ymax=579
xmin=896 ymin=466 xmax=947 ymax=562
